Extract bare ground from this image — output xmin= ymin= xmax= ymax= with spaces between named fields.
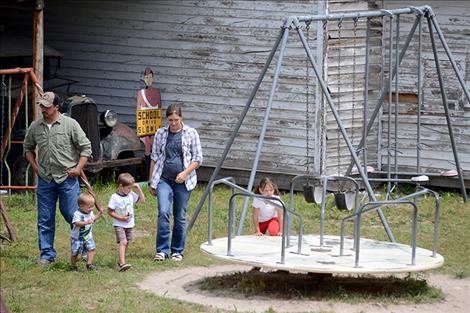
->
xmin=137 ymin=265 xmax=470 ymax=313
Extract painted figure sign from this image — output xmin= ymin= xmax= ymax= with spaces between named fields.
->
xmin=136 ymin=67 xmax=162 ymax=157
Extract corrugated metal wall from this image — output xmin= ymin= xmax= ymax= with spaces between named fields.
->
xmin=379 ymin=0 xmax=470 ymax=177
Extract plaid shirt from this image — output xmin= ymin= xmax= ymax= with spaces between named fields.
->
xmin=150 ymin=124 xmax=202 ymax=191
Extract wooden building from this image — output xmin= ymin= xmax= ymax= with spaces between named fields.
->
xmin=1 ymin=0 xmax=469 ymax=188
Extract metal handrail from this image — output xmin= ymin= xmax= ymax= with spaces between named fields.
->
xmin=400 ymin=186 xmax=441 ymax=257
xmin=339 ymin=187 xmax=441 ymax=265
xmin=340 ymin=199 xmax=418 ymax=268
xmin=206 ymin=177 xmax=237 ymax=245
xmin=227 ymin=191 xmax=303 ymax=264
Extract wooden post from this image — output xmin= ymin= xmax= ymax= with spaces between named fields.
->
xmin=32 ymin=0 xmax=44 ymax=121
xmin=0 ymin=199 xmax=17 ymax=242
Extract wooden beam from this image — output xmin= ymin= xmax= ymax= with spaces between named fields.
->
xmin=32 ymin=0 xmax=44 ymax=121
xmin=0 ymin=199 xmax=17 ymax=242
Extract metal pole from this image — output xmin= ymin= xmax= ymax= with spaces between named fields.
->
xmin=313 ymin=1 xmax=327 ymax=174
xmin=386 ymin=15 xmax=394 ymax=198
xmin=227 ymin=195 xmax=236 ymax=256
xmin=295 ymin=6 xmax=430 ymax=23
xmin=430 ymin=15 xmax=470 ymax=108
xmin=394 ymin=15 xmax=400 ymax=185
xmin=410 ymin=201 xmax=418 ymax=266
xmin=363 ymin=18 xmax=370 ymax=176
xmin=319 ymin=176 xmax=328 ymax=246
xmin=417 ymin=15 xmax=423 ymax=173
xmin=187 ymin=28 xmax=286 ymax=231
xmin=432 ymin=193 xmax=441 ymax=257
xmin=207 ymin=185 xmax=213 ymax=245
xmin=237 ymin=25 xmax=291 ymax=235
xmin=294 ymin=18 xmax=396 ymax=242
xmin=427 ymin=16 xmax=468 ymax=202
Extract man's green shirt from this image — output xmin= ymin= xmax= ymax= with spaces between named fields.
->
xmin=23 ymin=114 xmax=92 ymax=183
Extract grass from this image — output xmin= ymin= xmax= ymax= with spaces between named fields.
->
xmin=0 ymin=181 xmax=469 ymax=313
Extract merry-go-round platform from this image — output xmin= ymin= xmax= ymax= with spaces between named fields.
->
xmin=200 ymin=234 xmax=444 ymax=274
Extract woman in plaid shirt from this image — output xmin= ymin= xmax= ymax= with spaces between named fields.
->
xmin=148 ymin=103 xmax=202 ymax=261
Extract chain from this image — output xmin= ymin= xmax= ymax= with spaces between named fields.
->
xmin=319 ymin=19 xmax=328 ymax=175
xmin=305 ymin=22 xmax=311 ymax=174
xmin=351 ymin=17 xmax=358 ymax=149
xmin=337 ymin=18 xmax=343 ymax=175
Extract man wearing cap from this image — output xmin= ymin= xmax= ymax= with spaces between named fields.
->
xmin=24 ymin=91 xmax=92 ymax=264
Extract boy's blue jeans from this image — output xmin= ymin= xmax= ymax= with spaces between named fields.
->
xmin=156 ymin=178 xmax=192 ymax=257
xmin=37 ymin=176 xmax=80 ymax=261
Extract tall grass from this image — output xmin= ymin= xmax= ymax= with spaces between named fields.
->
xmin=0 ymin=182 xmax=468 ymax=312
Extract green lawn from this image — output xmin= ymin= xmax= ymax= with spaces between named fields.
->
xmin=0 ymin=182 xmax=469 ymax=313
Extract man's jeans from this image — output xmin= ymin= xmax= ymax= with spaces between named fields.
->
xmin=37 ymin=176 xmax=80 ymax=261
xmin=156 ymin=178 xmax=192 ymax=256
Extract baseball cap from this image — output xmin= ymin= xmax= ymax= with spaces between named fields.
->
xmin=37 ymin=92 xmax=56 ymax=107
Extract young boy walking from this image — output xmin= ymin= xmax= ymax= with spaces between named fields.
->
xmin=70 ymin=192 xmax=105 ymax=271
xmin=108 ymin=173 xmax=145 ymax=271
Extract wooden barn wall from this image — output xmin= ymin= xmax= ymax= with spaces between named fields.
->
xmin=379 ymin=0 xmax=470 ymax=177
xmin=0 ymin=0 xmax=324 ymax=178
xmin=323 ymin=0 xmax=382 ymax=176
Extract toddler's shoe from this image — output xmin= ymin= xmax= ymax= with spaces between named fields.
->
xmin=119 ymin=263 xmax=132 ymax=272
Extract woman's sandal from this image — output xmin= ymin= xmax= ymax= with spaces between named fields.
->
xmin=171 ymin=253 xmax=183 ymax=262
xmin=153 ymin=252 xmax=166 ymax=261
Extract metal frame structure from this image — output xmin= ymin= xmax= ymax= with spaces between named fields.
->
xmin=189 ymin=6 xmax=469 ymax=241
xmin=1 ymin=68 xmax=42 ymax=194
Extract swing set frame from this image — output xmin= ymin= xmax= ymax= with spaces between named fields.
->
xmin=189 ymin=5 xmax=469 ymax=244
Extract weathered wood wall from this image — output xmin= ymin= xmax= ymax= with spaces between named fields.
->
xmin=0 ymin=0 xmax=321 ymax=178
xmin=379 ymin=0 xmax=470 ymax=178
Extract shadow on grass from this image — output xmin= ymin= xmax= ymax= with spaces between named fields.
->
xmin=192 ymin=269 xmax=444 ymax=304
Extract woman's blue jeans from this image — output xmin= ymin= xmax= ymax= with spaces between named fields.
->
xmin=37 ymin=176 xmax=80 ymax=261
xmin=156 ymin=178 xmax=192 ymax=257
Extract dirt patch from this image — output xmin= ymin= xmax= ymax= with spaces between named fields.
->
xmin=192 ymin=269 xmax=443 ymax=302
xmin=137 ymin=265 xmax=470 ymax=313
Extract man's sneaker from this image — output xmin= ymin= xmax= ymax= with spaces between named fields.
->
xmin=119 ymin=263 xmax=132 ymax=272
xmin=171 ymin=253 xmax=183 ymax=262
xmin=86 ymin=264 xmax=97 ymax=271
xmin=70 ymin=265 xmax=78 ymax=272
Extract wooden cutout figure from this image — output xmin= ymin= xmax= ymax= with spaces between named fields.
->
xmin=136 ymin=67 xmax=161 ymax=157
